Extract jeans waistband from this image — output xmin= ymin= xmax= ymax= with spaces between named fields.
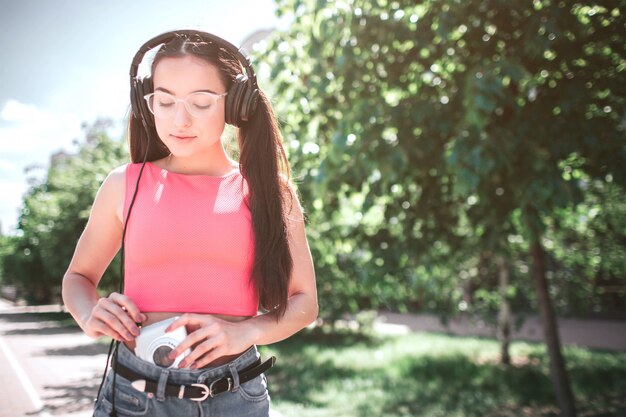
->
xmin=113 ymin=342 xmax=260 ymax=385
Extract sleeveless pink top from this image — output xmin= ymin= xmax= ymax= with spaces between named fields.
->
xmin=122 ymin=162 xmax=258 ymax=316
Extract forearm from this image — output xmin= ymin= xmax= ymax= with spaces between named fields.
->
xmin=62 ymin=272 xmax=100 ymax=331
xmin=243 ymin=292 xmax=318 ymax=346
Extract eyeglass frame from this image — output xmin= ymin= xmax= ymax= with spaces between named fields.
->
xmin=143 ymin=91 xmax=228 ymax=119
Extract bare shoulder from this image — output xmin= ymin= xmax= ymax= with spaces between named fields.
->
xmin=107 ymin=163 xmax=128 ymax=184
xmin=98 ymin=164 xmax=127 ymax=197
xmin=95 ymin=164 xmax=128 ymax=222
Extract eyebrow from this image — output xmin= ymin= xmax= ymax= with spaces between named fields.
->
xmin=154 ymin=87 xmax=221 ymax=95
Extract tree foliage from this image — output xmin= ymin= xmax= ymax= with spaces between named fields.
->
xmin=2 ymin=120 xmax=126 ymax=303
xmin=260 ymin=1 xmax=624 ymax=413
xmin=257 ymin=0 xmax=626 ymax=322
xmin=0 ymin=1 xmax=623 ymax=331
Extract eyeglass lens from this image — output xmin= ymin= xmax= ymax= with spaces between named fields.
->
xmin=145 ymin=92 xmax=224 ymax=118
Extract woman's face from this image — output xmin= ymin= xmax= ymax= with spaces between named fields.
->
xmin=151 ymin=55 xmax=227 ymax=159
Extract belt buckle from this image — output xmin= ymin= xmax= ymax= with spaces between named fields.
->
xmin=184 ymin=377 xmax=232 ymax=401
xmin=189 ymin=383 xmax=210 ymax=401
xmin=208 ymin=377 xmax=232 ymax=398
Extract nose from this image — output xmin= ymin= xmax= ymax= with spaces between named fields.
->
xmin=173 ymin=102 xmax=192 ymax=128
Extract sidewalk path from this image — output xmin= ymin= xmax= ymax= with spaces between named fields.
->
xmin=376 ymin=311 xmax=626 ymax=351
xmin=0 ymin=299 xmax=108 ymax=417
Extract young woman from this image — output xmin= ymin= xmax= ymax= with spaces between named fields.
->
xmin=61 ymin=30 xmax=318 ymax=417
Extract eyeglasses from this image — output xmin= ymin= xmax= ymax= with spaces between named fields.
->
xmin=143 ymin=91 xmax=228 ymax=119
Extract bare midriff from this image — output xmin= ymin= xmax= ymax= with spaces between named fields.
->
xmin=124 ymin=311 xmax=252 ymax=368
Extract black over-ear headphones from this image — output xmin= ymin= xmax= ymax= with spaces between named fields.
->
xmin=129 ymin=29 xmax=259 ymax=127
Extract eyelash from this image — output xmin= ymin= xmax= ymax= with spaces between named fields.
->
xmin=157 ymin=102 xmax=211 ymax=109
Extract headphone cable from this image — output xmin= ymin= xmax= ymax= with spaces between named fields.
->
xmin=94 ymin=116 xmax=151 ymax=417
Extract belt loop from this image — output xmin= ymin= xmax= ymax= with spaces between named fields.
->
xmin=228 ymin=363 xmax=240 ymax=392
xmin=156 ymin=369 xmax=170 ymax=402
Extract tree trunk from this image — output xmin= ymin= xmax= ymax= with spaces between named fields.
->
xmin=497 ymin=256 xmax=511 ymax=365
xmin=530 ymin=238 xmax=577 ymax=417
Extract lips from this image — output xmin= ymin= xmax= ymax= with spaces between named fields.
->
xmin=171 ymin=134 xmax=196 ymax=140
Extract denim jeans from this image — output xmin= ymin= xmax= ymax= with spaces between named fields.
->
xmin=94 ymin=343 xmax=270 ymax=417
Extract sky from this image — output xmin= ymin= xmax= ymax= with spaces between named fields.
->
xmin=0 ymin=0 xmax=284 ymax=235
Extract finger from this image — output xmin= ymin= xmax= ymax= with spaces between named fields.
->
xmin=170 ymin=325 xmax=215 ymax=360
xmin=166 ymin=313 xmax=213 ymax=333
xmin=190 ymin=345 xmax=226 ymax=370
xmin=178 ymin=336 xmax=213 ymax=367
xmin=101 ymin=299 xmax=141 ymax=336
xmin=96 ymin=306 xmax=137 ymax=341
xmin=90 ymin=316 xmax=129 ymax=342
xmin=119 ymin=306 xmax=142 ymax=331
xmin=109 ymin=293 xmax=144 ymax=322
xmin=109 ymin=293 xmax=147 ymax=323
xmin=164 ymin=314 xmax=197 ymax=333
xmin=101 ymin=312 xmax=135 ymax=341
xmin=180 ymin=338 xmax=219 ymax=369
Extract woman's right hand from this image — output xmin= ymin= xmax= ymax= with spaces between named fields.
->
xmin=83 ymin=292 xmax=147 ymax=342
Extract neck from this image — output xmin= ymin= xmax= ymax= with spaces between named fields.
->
xmin=167 ymin=145 xmax=236 ymax=176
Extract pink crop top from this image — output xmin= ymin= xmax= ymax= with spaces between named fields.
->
xmin=122 ymin=162 xmax=258 ymax=316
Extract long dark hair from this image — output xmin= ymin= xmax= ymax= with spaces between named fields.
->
xmin=127 ymin=34 xmax=293 ymax=318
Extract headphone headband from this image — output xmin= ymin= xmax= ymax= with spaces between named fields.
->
xmin=129 ymin=29 xmax=259 ymax=127
xmin=129 ymin=30 xmax=257 ymax=90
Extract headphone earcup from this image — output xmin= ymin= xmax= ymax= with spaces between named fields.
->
xmin=225 ymin=74 xmax=258 ymax=127
xmin=135 ymin=77 xmax=154 ymax=127
xmin=241 ymin=83 xmax=259 ymax=124
xmin=130 ymin=78 xmax=142 ymax=119
xmin=225 ymin=74 xmax=245 ymax=127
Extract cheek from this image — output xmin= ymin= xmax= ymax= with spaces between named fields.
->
xmin=213 ymin=102 xmax=226 ymax=125
xmin=154 ymin=119 xmax=171 ymax=141
xmin=212 ymin=124 xmax=226 ymax=140
xmin=206 ymin=106 xmax=226 ymax=135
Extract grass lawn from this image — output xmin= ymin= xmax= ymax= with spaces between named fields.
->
xmin=40 ymin=310 xmax=624 ymax=416
xmin=258 ymin=327 xmax=626 ymax=417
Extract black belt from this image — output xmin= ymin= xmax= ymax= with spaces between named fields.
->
xmin=112 ymin=356 xmax=276 ymax=401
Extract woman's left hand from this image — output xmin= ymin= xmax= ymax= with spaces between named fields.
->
xmin=165 ymin=314 xmax=253 ymax=369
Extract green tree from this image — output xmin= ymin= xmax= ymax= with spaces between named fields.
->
xmin=260 ymin=0 xmax=469 ymax=322
xmin=545 ymin=180 xmax=626 ymax=316
xmin=0 ymin=234 xmax=18 ymax=290
xmin=2 ymin=119 xmax=126 ymax=302
xmin=442 ymin=3 xmax=625 ymax=415
xmin=261 ymin=1 xmax=625 ymax=415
